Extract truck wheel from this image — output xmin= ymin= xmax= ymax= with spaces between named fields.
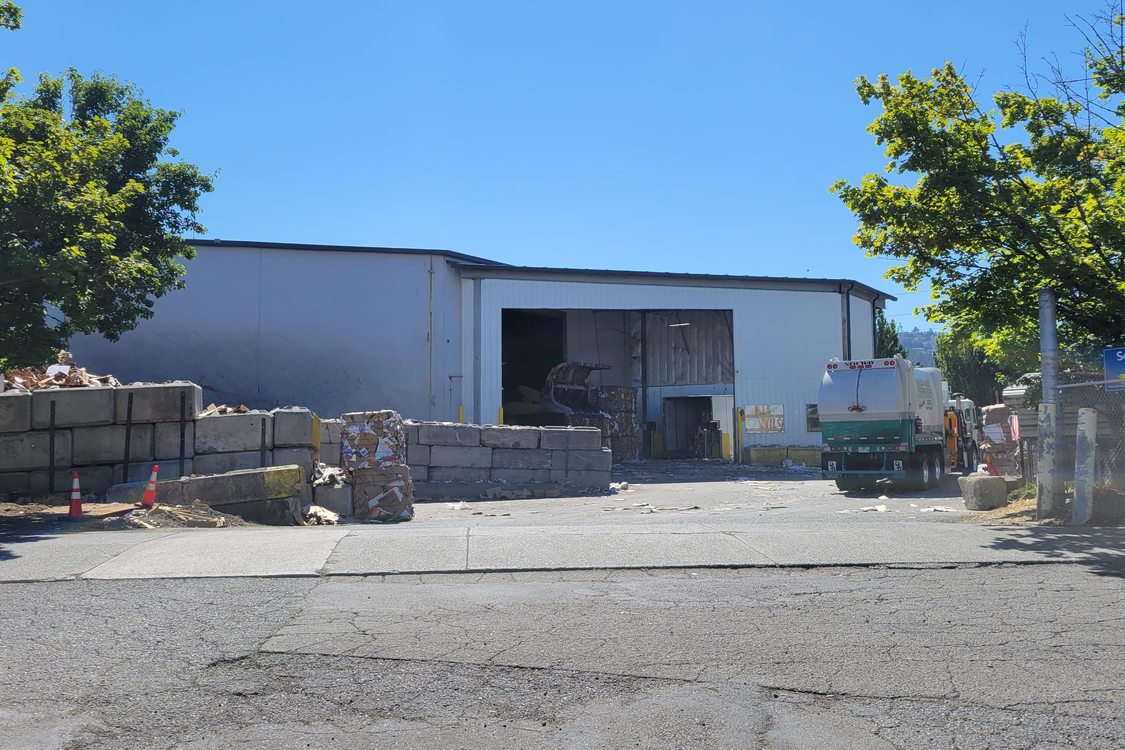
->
xmin=909 ymin=454 xmax=932 ymax=491
xmin=835 ymin=476 xmax=866 ymax=492
xmin=960 ymin=444 xmax=978 ymax=475
xmin=930 ymin=453 xmax=944 ymax=485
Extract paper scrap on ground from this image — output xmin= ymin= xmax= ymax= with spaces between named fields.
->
xmin=920 ymin=505 xmax=958 ymax=513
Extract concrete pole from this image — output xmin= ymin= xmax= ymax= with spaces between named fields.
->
xmin=1072 ymin=407 xmax=1097 ymax=526
xmin=1037 ymin=288 xmax=1060 ymax=518
xmin=1039 ymin=288 xmax=1059 ymax=403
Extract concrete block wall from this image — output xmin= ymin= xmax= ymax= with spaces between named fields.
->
xmin=0 ymin=384 xmax=325 ymax=499
xmin=0 ymin=382 xmax=201 ymax=496
xmin=405 ymin=422 xmax=612 ymax=499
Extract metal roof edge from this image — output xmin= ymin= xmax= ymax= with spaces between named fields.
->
xmin=450 ymin=263 xmax=897 ymax=302
xmin=188 ymin=238 xmax=506 ymax=267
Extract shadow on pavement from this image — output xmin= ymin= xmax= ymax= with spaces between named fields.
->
xmin=984 ymin=526 xmax=1125 ymax=578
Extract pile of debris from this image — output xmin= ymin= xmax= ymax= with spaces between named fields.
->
xmin=2 ymin=350 xmax=120 ymax=392
xmin=200 ymin=403 xmax=252 ymax=415
xmin=106 ymin=501 xmax=251 ymax=529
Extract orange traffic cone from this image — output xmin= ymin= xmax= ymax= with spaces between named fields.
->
xmin=67 ymin=471 xmax=83 ymax=519
xmin=140 ymin=464 xmax=159 ymax=508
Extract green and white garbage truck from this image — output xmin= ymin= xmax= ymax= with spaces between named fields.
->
xmin=818 ymin=356 xmax=950 ymax=491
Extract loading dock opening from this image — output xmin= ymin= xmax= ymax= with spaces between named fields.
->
xmin=498 ymin=308 xmax=735 ymax=459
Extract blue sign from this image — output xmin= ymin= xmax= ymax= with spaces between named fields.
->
xmin=1105 ymin=347 xmax=1125 ymax=391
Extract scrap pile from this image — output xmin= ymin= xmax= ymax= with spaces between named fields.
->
xmin=980 ymin=404 xmax=1021 ymax=475
xmin=2 ymin=351 xmax=120 ymax=392
xmin=572 ymin=386 xmax=640 ymax=462
xmin=200 ymin=403 xmax=252 ymax=415
xmin=341 ymin=410 xmax=414 ymax=523
xmin=108 ymin=501 xmax=250 ymax=529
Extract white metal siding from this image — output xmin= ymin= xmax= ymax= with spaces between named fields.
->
xmin=849 ymin=295 xmax=875 ymax=360
xmin=70 ymin=245 xmax=462 ymax=421
xmin=475 ymin=278 xmax=855 ymax=444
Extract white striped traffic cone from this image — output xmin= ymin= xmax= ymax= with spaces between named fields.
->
xmin=67 ymin=471 xmax=83 ymax=519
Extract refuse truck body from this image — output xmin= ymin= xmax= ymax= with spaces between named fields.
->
xmin=818 ymin=356 xmax=949 ymax=490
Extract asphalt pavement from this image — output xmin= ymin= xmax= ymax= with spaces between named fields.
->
xmin=1 ymin=469 xmax=1122 ymax=748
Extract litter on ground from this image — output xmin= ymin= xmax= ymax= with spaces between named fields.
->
xmin=920 ymin=505 xmax=958 ymax=513
xmin=103 ymin=501 xmax=250 ymax=529
xmin=447 ymin=500 xmax=471 ymax=510
xmin=859 ymin=504 xmax=892 ymax=512
xmin=303 ymin=505 xmax=340 ymax=525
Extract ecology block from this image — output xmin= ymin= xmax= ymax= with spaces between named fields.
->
xmin=491 ymin=468 xmax=551 ymax=483
xmin=0 ymin=390 xmax=31 ymax=433
xmin=560 ymin=449 xmax=613 ymax=473
xmin=154 ymin=421 xmax=195 ymax=461
xmin=0 ymin=430 xmax=72 ymax=472
xmin=114 ymin=381 xmax=203 ymax=423
xmin=429 ymin=466 xmax=491 ymax=482
xmin=71 ymin=424 xmax=154 ymax=465
xmin=417 ymin=423 xmax=481 ymax=447
xmin=429 ymin=445 xmax=492 ymax=468
xmin=195 ymin=412 xmax=273 ymax=454
xmin=320 ymin=419 xmax=344 ymax=445
xmin=480 ymin=426 xmax=540 ymax=449
xmin=958 ymin=474 xmax=1009 ymax=511
xmin=492 ymin=448 xmax=552 ymax=470
xmin=313 ymin=484 xmax=353 ymax=517
xmin=272 ymin=408 xmax=321 ymax=448
xmin=174 ymin=464 xmax=305 ymax=507
xmin=319 ymin=442 xmax=341 ymax=467
xmin=406 ymin=443 xmax=430 ymax=466
xmin=32 ymin=386 xmax=115 ymax=428
xmin=273 ymin=447 xmax=316 ymax=476
xmin=539 ymin=427 xmax=602 ymax=451
xmin=193 ymin=451 xmax=270 ymax=476
xmin=35 ymin=465 xmax=117 ymax=494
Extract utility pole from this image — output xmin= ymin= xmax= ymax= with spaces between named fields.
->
xmin=1037 ymin=288 xmax=1060 ymax=518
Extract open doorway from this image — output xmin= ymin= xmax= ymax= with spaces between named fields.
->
xmin=501 ymin=309 xmax=565 ymax=423
xmin=662 ymin=396 xmax=720 ymax=458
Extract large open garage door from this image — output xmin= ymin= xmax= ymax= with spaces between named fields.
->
xmin=498 ymin=308 xmax=735 ymax=460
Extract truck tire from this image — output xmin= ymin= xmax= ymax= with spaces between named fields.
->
xmin=905 ymin=454 xmax=932 ymax=491
xmin=930 ymin=453 xmax=944 ymax=485
xmin=835 ymin=476 xmax=867 ymax=492
xmin=960 ymin=444 xmax=978 ymax=475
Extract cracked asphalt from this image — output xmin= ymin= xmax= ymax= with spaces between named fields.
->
xmin=2 ymin=562 xmax=1123 ymax=749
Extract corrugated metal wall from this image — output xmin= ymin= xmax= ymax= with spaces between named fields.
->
xmin=472 ymin=277 xmax=859 ymax=446
xmin=642 ymin=310 xmax=734 ymax=386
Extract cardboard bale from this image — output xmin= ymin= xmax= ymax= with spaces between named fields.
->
xmin=341 ymin=411 xmax=407 ymax=470
xmin=352 ymin=466 xmax=414 ymax=522
xmin=342 ymin=411 xmax=413 ymax=522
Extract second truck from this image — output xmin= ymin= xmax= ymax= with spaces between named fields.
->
xmin=818 ymin=356 xmax=980 ymax=491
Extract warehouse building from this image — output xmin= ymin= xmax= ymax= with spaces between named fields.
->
xmin=71 ymin=239 xmax=893 ymax=458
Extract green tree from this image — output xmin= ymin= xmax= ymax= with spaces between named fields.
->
xmin=874 ymin=308 xmax=909 ymax=359
xmin=832 ymin=7 xmax=1125 ymax=366
xmin=0 ymin=5 xmax=212 ymax=369
xmin=934 ymin=331 xmax=1006 ymax=406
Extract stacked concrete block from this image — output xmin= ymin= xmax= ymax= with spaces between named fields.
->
xmin=0 ymin=382 xmax=205 ymax=496
xmin=408 ymin=422 xmax=613 ymax=499
xmin=268 ymin=408 xmax=320 ymax=479
xmin=319 ymin=418 xmax=343 ymax=467
xmin=0 ymin=390 xmax=31 ymax=433
xmin=193 ymin=411 xmax=273 ymax=476
xmin=313 ymin=483 xmax=353 ymax=517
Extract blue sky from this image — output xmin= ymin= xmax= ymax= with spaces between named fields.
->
xmin=9 ymin=1 xmax=1087 ymax=328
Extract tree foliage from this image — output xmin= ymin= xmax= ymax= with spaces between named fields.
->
xmin=0 ymin=5 xmax=212 ymax=368
xmin=833 ymin=6 xmax=1125 ymax=368
xmin=934 ymin=331 xmax=1006 ymax=406
xmin=874 ymin=309 xmax=909 ymax=359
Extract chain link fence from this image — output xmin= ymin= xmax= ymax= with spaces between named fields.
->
xmin=1055 ymin=381 xmax=1125 ymax=522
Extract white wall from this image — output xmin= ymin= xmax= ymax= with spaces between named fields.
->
xmin=849 ymin=295 xmax=875 ymax=360
xmin=70 ymin=245 xmax=463 ymax=420
xmin=469 ymin=277 xmax=862 ymax=446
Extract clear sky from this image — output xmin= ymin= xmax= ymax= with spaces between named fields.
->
xmin=9 ymin=1 xmax=1087 ymax=328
